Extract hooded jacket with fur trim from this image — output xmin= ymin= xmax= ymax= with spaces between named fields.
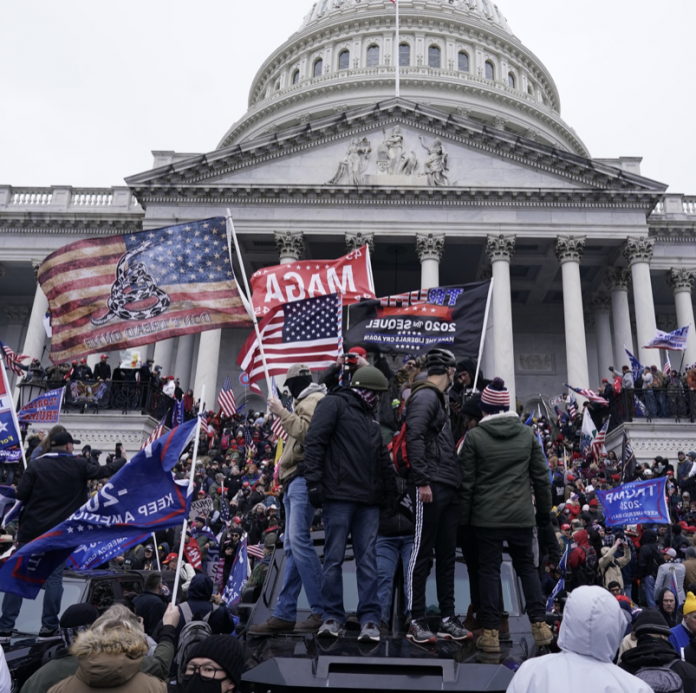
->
xmin=47 ymin=628 xmax=165 ymax=693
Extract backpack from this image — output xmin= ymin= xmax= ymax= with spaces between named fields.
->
xmin=634 ymin=661 xmax=684 ymax=693
xmin=174 ymin=602 xmax=217 ymax=683
xmin=388 ymin=422 xmax=410 ymax=478
xmin=571 ymin=545 xmax=598 ymax=586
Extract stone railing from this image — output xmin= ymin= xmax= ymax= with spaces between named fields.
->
xmin=0 ymin=185 xmax=142 ymax=212
xmin=650 ymin=194 xmax=696 ymax=217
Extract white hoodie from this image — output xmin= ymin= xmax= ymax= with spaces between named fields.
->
xmin=507 ymin=586 xmax=652 ymax=693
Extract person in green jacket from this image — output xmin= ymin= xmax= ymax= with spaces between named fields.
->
xmin=458 ymin=377 xmax=554 ymax=654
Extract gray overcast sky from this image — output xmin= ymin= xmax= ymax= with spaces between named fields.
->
xmin=1 ymin=0 xmax=693 ymax=191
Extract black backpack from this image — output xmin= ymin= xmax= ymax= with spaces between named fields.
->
xmin=634 ymin=660 xmax=684 ymax=693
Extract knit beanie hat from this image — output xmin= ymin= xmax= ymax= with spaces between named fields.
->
xmin=634 ymin=609 xmax=672 ymax=638
xmin=684 ymin=592 xmax=696 ymax=617
xmin=479 ymin=378 xmax=510 ymax=414
xmin=186 ymin=635 xmax=244 ymax=686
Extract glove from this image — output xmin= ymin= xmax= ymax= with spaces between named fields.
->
xmin=536 ymin=510 xmax=551 ymax=528
xmin=307 ymin=483 xmax=324 ymax=508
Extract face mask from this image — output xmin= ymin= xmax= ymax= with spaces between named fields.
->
xmin=287 ymin=376 xmax=312 ymax=400
xmin=182 ymin=674 xmax=225 ymax=693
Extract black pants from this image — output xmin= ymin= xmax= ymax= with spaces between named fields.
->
xmin=406 ymin=482 xmax=460 ymax=620
xmin=459 ymin=525 xmax=503 ymax=615
xmin=476 ymin=527 xmax=545 ymax=629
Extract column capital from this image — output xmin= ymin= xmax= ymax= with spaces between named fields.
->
xmin=4 ymin=305 xmax=30 ymax=323
xmin=345 ymin=231 xmax=374 ymax=254
xmin=606 ymin=267 xmax=632 ymax=292
xmin=554 ymin=235 xmax=586 ymax=264
xmin=666 ymin=268 xmax=696 ymax=294
xmin=416 ymin=233 xmax=444 ymax=263
xmin=589 ymin=294 xmax=612 ymax=314
xmin=485 ymin=234 xmax=515 ymax=263
xmin=274 ymin=231 xmax=304 ymax=261
xmin=622 ymin=236 xmax=655 ymax=266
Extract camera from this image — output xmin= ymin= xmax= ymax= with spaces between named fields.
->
xmin=344 ymin=353 xmax=358 ymax=365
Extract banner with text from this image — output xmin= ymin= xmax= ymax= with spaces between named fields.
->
xmin=18 ymin=387 xmax=64 ymax=424
xmin=596 ymin=477 xmax=670 ymax=527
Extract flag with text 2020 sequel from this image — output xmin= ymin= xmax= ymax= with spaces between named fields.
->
xmin=249 ymin=245 xmax=375 ymax=316
xmin=345 ymin=282 xmax=490 ymax=356
xmin=596 ymin=477 xmax=670 ymax=527
xmin=0 ymin=418 xmax=198 ymax=598
xmin=18 ymin=387 xmax=64 ymax=424
xmin=38 ymin=217 xmax=252 ymax=364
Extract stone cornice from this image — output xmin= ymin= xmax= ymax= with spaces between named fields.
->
xmin=0 ymin=216 xmax=143 ymax=235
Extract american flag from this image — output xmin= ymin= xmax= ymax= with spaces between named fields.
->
xmin=567 ymin=395 xmax=577 ymax=419
xmin=237 ymin=294 xmax=342 ymax=386
xmin=37 ymin=217 xmax=252 ymax=364
xmin=244 ymin=427 xmax=257 ymax=458
xmin=0 ymin=340 xmax=28 ymax=377
xmin=664 ymin=354 xmax=672 ymax=377
xmin=199 ymin=413 xmax=211 ymax=437
xmin=565 ymin=384 xmax=608 ymax=406
xmin=247 ymin=543 xmax=265 ymax=560
xmin=218 ymin=375 xmax=237 ymax=417
xmin=220 ymin=486 xmax=230 ymax=524
xmin=141 ymin=416 xmax=168 ymax=450
xmin=270 ymin=377 xmax=288 ymax=443
xmin=591 ymin=417 xmax=610 ymax=460
xmin=621 ymin=432 xmax=636 ymax=483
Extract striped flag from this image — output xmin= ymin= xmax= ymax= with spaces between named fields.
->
xmin=218 ymin=375 xmax=237 ymax=417
xmin=270 ymin=377 xmax=288 ymax=443
xmin=621 ymin=432 xmax=636 ymax=483
xmin=644 ymin=325 xmax=690 ymax=351
xmin=141 ymin=416 xmax=167 ymax=450
xmin=591 ymin=417 xmax=610 ymax=460
xmin=564 ymin=384 xmax=608 ymax=406
xmin=199 ymin=413 xmax=211 ymax=437
xmin=0 ymin=340 xmax=28 ymax=377
xmin=567 ymin=395 xmax=577 ymax=419
xmin=244 ymin=427 xmax=257 ymax=458
xmin=664 ymin=354 xmax=672 ymax=377
xmin=237 ymin=294 xmax=342 ymax=386
xmin=37 ymin=217 xmax=252 ymax=364
xmin=247 ymin=543 xmax=265 ymax=560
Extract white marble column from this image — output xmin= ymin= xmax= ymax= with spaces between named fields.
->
xmin=666 ymin=268 xmax=696 ymax=366
xmin=193 ymin=329 xmax=222 ymax=408
xmin=485 ymin=235 xmax=516 ymax=407
xmin=153 ymin=338 xmax=175 ymax=375
xmin=274 ymin=231 xmax=304 ymax=265
xmin=416 ymin=233 xmax=444 ymax=289
xmin=555 ymin=236 xmax=590 ymax=390
xmin=623 ymin=237 xmax=658 ymax=365
xmin=174 ymin=334 xmax=195 ymax=390
xmin=606 ymin=267 xmax=634 ymax=368
xmin=590 ymin=295 xmax=615 ymax=380
xmin=22 ymin=262 xmax=49 ymax=365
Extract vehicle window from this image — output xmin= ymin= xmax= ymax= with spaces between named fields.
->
xmin=118 ymin=579 xmax=143 ymax=602
xmin=0 ymin=582 xmax=84 ymax=635
xmin=90 ymin=582 xmax=116 ymax=614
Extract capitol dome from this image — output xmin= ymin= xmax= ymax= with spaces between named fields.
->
xmin=218 ymin=0 xmax=587 ymax=156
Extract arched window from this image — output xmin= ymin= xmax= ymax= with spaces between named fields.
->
xmin=458 ymin=51 xmax=469 ymax=72
xmin=292 ymin=69 xmax=300 ymax=85
xmin=428 ymin=45 xmax=441 ymax=68
xmin=485 ymin=60 xmax=495 ymax=80
xmin=338 ymin=50 xmax=350 ymax=70
xmin=508 ymin=72 xmax=515 ymax=88
xmin=313 ymin=58 xmax=323 ymax=78
xmin=399 ymin=43 xmax=410 ymax=67
xmin=367 ymin=44 xmax=380 ymax=67
xmin=527 ymin=83 xmax=533 ymax=95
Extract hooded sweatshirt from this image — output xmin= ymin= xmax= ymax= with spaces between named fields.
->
xmin=507 ymin=586 xmax=652 ymax=693
xmin=621 ymin=634 xmax=696 ymax=693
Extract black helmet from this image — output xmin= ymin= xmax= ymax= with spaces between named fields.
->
xmin=351 ymin=366 xmax=388 ymax=392
xmin=424 ymin=348 xmax=456 ymax=373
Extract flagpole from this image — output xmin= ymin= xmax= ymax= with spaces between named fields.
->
xmin=225 ymin=212 xmax=273 ymax=396
xmin=171 ymin=386 xmax=204 ymax=606
xmin=472 ymin=277 xmax=494 ymax=393
xmin=0 ymin=358 xmax=28 ymax=470
xmin=395 ymin=0 xmax=400 ymax=98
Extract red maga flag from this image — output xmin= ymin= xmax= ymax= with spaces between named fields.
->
xmin=249 ymin=246 xmax=374 ymax=316
xmin=38 ymin=217 xmax=252 ymax=363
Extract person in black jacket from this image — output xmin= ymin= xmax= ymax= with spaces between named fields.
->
xmin=636 ymin=529 xmax=664 ymax=607
xmin=93 ymin=354 xmax=111 ymax=381
xmin=404 ymin=348 xmax=469 ymax=644
xmin=133 ymin=572 xmax=168 ymax=637
xmin=0 ymin=430 xmax=126 ymax=642
xmin=304 ymin=366 xmax=397 ymax=643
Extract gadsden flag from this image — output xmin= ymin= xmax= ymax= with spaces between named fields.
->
xmin=38 ymin=217 xmax=252 ymax=363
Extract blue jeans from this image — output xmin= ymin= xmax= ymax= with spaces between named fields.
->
xmin=273 ymin=478 xmax=323 ymax=621
xmin=644 ymin=574 xmax=656 ymax=608
xmin=0 ymin=551 xmax=66 ymax=631
xmin=375 ymin=535 xmax=413 ymax=623
xmin=322 ymin=501 xmax=380 ymax=626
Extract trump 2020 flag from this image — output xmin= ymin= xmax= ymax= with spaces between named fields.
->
xmin=0 ymin=418 xmax=199 ymax=598
xmin=68 ymin=533 xmax=149 ymax=570
xmin=0 ymin=359 xmax=21 ymax=452
xmin=596 ymin=477 xmax=671 ymax=527
xmin=644 ymin=326 xmax=690 ymax=351
xmin=38 ymin=217 xmax=252 ymax=364
xmin=222 ymin=535 xmax=248 ymax=608
xmin=18 ymin=387 xmax=64 ymax=425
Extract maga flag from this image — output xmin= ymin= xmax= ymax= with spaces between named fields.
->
xmin=38 ymin=217 xmax=252 ymax=363
xmin=345 ymin=282 xmax=490 ymax=355
xmin=0 ymin=418 xmax=198 ymax=598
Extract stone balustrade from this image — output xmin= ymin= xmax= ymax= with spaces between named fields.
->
xmin=0 ymin=185 xmax=141 ymax=212
xmin=649 ymin=193 xmax=696 ymax=217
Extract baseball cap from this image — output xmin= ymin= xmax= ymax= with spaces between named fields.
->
xmin=348 ymin=346 xmax=367 ymax=358
xmin=144 ymin=544 xmax=154 ymax=552
xmin=51 ymin=432 xmax=81 ymax=447
xmin=163 ymin=553 xmax=178 ymax=564
xmin=561 ymin=523 xmax=571 ymax=531
xmin=286 ymin=363 xmax=311 ymax=379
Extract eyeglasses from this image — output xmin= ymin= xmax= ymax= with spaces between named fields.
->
xmin=183 ymin=663 xmax=228 ymax=681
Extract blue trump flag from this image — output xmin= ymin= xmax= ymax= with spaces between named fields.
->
xmin=624 ymin=348 xmax=644 ymax=382
xmin=0 ymin=417 xmax=199 ymax=598
xmin=222 ymin=535 xmax=248 ymax=608
xmin=68 ymin=533 xmax=149 ymax=570
xmin=596 ymin=477 xmax=670 ymax=528
xmin=0 ymin=360 xmax=21 ymax=452
xmin=546 ymin=544 xmax=569 ymax=612
xmin=18 ymin=387 xmax=64 ymax=425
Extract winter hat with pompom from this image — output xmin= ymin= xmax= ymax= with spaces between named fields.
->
xmin=479 ymin=377 xmax=510 ymax=414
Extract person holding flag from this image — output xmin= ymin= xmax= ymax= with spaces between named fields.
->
xmin=0 ymin=431 xmax=126 ymax=642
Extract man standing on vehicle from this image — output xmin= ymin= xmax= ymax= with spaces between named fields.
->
xmin=405 ymin=348 xmax=471 ymax=644
xmin=0 ymin=431 xmax=126 ymax=642
xmin=247 ymin=363 xmax=327 ymax=636
xmin=459 ymin=378 xmax=554 ymax=653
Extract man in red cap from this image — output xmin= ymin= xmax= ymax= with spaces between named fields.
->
xmin=75 ymin=358 xmax=93 ymax=380
xmin=320 ymin=346 xmax=368 ymax=389
xmin=93 ymin=354 xmax=111 ymax=381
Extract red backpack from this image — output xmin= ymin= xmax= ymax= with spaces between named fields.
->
xmin=388 ymin=422 xmax=410 ymax=478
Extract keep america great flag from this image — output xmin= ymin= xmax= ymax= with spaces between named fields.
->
xmin=38 ymin=217 xmax=252 ymax=363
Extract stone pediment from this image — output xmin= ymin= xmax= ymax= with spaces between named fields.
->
xmin=126 ymin=99 xmax=666 ymax=197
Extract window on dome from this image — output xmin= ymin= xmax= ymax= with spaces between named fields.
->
xmin=482 ymin=0 xmax=491 ymax=15
xmin=458 ymin=51 xmax=469 ymax=72
xmin=292 ymin=69 xmax=300 ymax=85
xmin=527 ymin=83 xmax=533 ymax=95
xmin=313 ymin=58 xmax=323 ymax=78
xmin=275 ymin=80 xmax=280 ymax=91
xmin=339 ymin=49 xmax=350 ymax=70
xmin=508 ymin=72 xmax=515 ymax=88
xmin=428 ymin=45 xmax=441 ymax=69
xmin=399 ymin=43 xmax=410 ymax=67
xmin=485 ymin=60 xmax=495 ymax=80
xmin=367 ymin=45 xmax=380 ymax=67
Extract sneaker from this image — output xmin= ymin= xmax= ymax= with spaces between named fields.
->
xmin=406 ymin=619 xmax=436 ymax=644
xmin=476 ymin=628 xmax=500 ymax=654
xmin=317 ymin=619 xmax=342 ymax=638
xmin=436 ymin=616 xmax=472 ymax=641
xmin=37 ymin=627 xmax=59 ymax=641
xmin=294 ymin=613 xmax=323 ymax=633
xmin=0 ymin=631 xmax=11 ymax=645
xmin=358 ymin=622 xmax=381 ymax=642
xmin=247 ymin=616 xmax=295 ymax=637
xmin=531 ymin=621 xmax=553 ymax=647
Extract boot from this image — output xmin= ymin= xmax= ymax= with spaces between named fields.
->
xmin=476 ymin=628 xmax=500 ymax=654
xmin=499 ymin=613 xmax=510 ymax=640
xmin=463 ymin=605 xmax=482 ymax=632
xmin=531 ymin=621 xmax=553 ymax=647
xmin=247 ymin=616 xmax=295 ymax=636
xmin=294 ymin=613 xmax=323 ymax=633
